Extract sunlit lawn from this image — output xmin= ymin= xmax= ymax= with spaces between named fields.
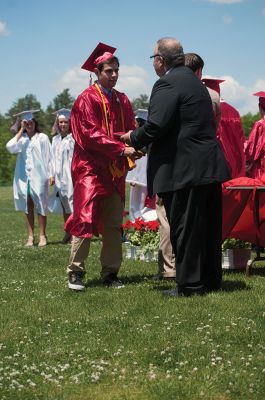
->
xmin=0 ymin=186 xmax=264 ymax=400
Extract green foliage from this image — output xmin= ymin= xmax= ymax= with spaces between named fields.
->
xmin=222 ymin=238 xmax=251 ymax=251
xmin=45 ymin=89 xmax=75 ymax=133
xmin=0 ymin=116 xmax=16 ymax=185
xmin=241 ymin=112 xmax=260 ymax=139
xmin=131 ymin=94 xmax=149 ymax=111
xmin=6 ymin=93 xmax=42 ymax=117
xmin=0 ymin=90 xmax=75 ymax=185
xmin=128 ymin=229 xmax=142 ymax=246
xmin=1 ymin=186 xmax=265 ymax=399
xmin=123 ymin=219 xmax=159 ymax=253
xmin=6 ymin=93 xmax=47 ymax=133
xmin=139 ymin=229 xmax=160 ymax=254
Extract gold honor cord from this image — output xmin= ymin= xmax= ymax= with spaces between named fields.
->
xmin=94 ymin=83 xmax=124 ymax=177
xmin=94 ymin=83 xmax=132 ymax=177
xmin=116 ymin=92 xmax=135 ymax=170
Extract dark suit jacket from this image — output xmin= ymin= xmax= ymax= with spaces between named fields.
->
xmin=130 ymin=65 xmax=231 ymax=196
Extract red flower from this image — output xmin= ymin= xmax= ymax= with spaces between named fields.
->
xmin=123 ymin=219 xmax=133 ymax=231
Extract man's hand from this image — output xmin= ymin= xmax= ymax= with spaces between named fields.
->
xmin=122 ymin=146 xmax=138 ymax=157
xmin=120 ymin=131 xmax=133 ymax=145
xmin=122 ymin=147 xmax=145 ymax=160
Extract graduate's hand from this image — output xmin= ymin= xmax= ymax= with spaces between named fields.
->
xmin=122 ymin=146 xmax=138 ymax=157
xmin=16 ymin=120 xmax=27 ymax=141
xmin=132 ymin=150 xmax=145 ymax=160
xmin=51 ymin=126 xmax=57 ymax=135
xmin=21 ymin=120 xmax=27 ymax=130
xmin=120 ymin=131 xmax=133 ymax=145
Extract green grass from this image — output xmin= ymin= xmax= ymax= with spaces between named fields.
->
xmin=0 ymin=186 xmax=265 ymax=400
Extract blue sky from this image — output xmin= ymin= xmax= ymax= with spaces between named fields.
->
xmin=0 ymin=0 xmax=265 ymax=116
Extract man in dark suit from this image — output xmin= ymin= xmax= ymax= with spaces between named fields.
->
xmin=121 ymin=37 xmax=230 ymax=296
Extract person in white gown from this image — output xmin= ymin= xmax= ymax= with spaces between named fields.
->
xmin=126 ymin=109 xmax=149 ymax=221
xmin=49 ymin=108 xmax=74 ymax=243
xmin=6 ymin=110 xmax=54 ymax=247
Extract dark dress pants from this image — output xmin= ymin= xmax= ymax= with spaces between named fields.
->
xmin=161 ymin=184 xmax=222 ymax=292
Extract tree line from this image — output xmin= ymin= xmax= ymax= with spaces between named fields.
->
xmin=0 ymin=89 xmax=259 ymax=185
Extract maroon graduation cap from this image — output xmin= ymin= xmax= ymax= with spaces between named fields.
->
xmin=81 ymin=42 xmax=117 ymax=72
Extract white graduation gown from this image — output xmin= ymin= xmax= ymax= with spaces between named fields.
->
xmin=6 ymin=132 xmax=54 ymax=216
xmin=126 ymin=156 xmax=147 ymax=187
xmin=49 ymin=133 xmax=74 ymax=214
xmin=126 ymin=156 xmax=148 ymax=221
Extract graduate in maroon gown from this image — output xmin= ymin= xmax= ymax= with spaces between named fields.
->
xmin=202 ymin=78 xmax=246 ymax=178
xmin=245 ymin=92 xmax=265 ymax=179
xmin=65 ymin=43 xmax=137 ymax=291
xmin=222 ymin=93 xmax=265 ymax=248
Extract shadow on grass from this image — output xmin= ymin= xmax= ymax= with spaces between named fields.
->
xmin=81 ymin=273 xmax=250 ymax=293
xmin=86 ymin=273 xmax=165 ymax=288
xmin=46 ymin=240 xmax=66 ymax=245
xmin=249 ymin=266 xmax=265 ymax=277
xmin=221 ymin=279 xmax=249 ymax=292
xmin=48 ymin=237 xmax=101 ymax=246
xmin=150 ymin=279 xmax=249 ymax=294
xmin=223 ymin=265 xmax=265 ymax=277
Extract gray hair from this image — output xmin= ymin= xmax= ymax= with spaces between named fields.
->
xmin=157 ymin=37 xmax=184 ymax=69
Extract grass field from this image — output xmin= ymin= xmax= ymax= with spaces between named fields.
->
xmin=0 ymin=186 xmax=264 ymax=400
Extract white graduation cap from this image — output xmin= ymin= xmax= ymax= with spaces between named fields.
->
xmin=13 ymin=109 xmax=40 ymax=121
xmin=52 ymin=108 xmax=71 ymax=120
xmin=135 ymin=109 xmax=148 ymax=121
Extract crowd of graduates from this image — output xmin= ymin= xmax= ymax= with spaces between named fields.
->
xmin=6 ymin=108 xmax=74 ymax=247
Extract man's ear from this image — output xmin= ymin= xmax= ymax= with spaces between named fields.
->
xmin=195 ymin=67 xmax=202 ymax=79
xmin=94 ymin=67 xmax=99 ymax=77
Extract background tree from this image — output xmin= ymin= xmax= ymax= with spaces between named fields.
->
xmin=131 ymin=94 xmax=149 ymax=112
xmin=241 ymin=112 xmax=260 ymax=139
xmin=0 ymin=91 xmax=75 ymax=185
xmin=6 ymin=94 xmax=46 ymax=133
xmin=1 ymin=88 xmax=261 ymax=186
xmin=0 ymin=114 xmax=16 ymax=185
xmin=1 ymin=95 xmax=45 ymax=186
xmin=45 ymin=89 xmax=75 ymax=133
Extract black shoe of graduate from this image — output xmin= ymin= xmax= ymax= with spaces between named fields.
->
xmin=68 ymin=271 xmax=85 ymax=291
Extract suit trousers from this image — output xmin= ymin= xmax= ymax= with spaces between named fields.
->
xmin=67 ymin=191 xmax=124 ymax=279
xmin=156 ymin=196 xmax=176 ymax=278
xmin=161 ymin=184 xmax=222 ymax=291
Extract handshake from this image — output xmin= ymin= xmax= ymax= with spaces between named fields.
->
xmin=115 ymin=131 xmax=146 ymax=159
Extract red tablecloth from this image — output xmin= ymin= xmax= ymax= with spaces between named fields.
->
xmin=222 ymin=176 xmax=265 ymax=246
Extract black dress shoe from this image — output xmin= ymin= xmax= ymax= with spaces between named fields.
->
xmin=164 ymin=287 xmax=205 ymax=297
xmin=103 ymin=274 xmax=124 ymax=288
xmin=152 ymin=275 xmax=176 ymax=281
xmin=163 ymin=288 xmax=185 ymax=297
xmin=205 ymin=285 xmax=221 ymax=293
xmin=205 ymin=280 xmax=221 ymax=292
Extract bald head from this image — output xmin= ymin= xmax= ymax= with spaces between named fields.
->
xmin=156 ymin=37 xmax=184 ymax=69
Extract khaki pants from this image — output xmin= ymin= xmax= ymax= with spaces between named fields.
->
xmin=156 ymin=197 xmax=176 ymax=278
xmin=67 ymin=191 xmax=124 ymax=279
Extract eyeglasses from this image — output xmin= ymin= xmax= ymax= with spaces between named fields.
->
xmin=150 ymin=54 xmax=163 ymax=59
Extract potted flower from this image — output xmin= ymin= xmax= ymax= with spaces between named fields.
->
xmin=138 ymin=220 xmax=160 ymax=261
xmin=122 ymin=219 xmax=141 ymax=259
xmin=222 ymin=238 xmax=251 ymax=270
xmin=122 ymin=218 xmax=160 ymax=261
